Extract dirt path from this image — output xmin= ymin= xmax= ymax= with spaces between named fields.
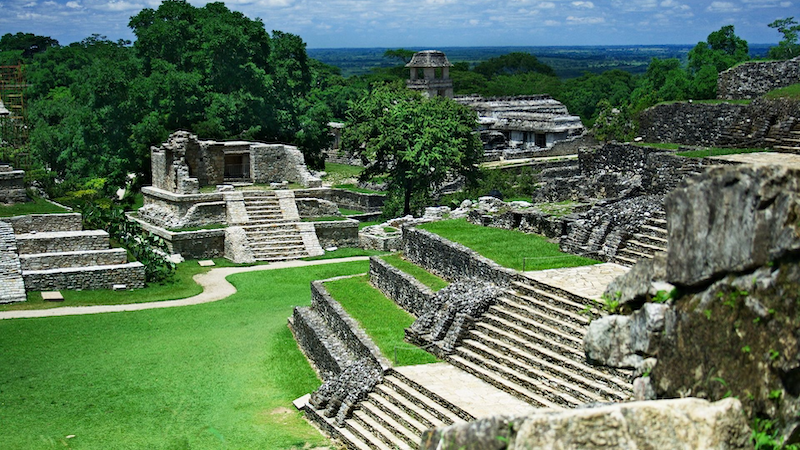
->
xmin=0 ymin=257 xmax=370 ymax=320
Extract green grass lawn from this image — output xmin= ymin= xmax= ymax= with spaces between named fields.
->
xmin=0 ymin=196 xmax=69 ymax=217
xmin=3 ymin=259 xmax=253 ymax=312
xmin=358 ymin=220 xmax=381 ymax=229
xmin=302 ymin=247 xmax=387 ymax=261
xmin=676 ymin=147 xmax=769 ymax=158
xmin=0 ymin=261 xmax=369 ymax=449
xmin=632 ymin=142 xmax=681 ymax=150
xmin=765 ymin=83 xmax=800 ymax=100
xmin=324 ymin=162 xmax=363 ymax=180
xmin=418 ymin=219 xmax=599 ymax=271
xmin=381 ymin=253 xmax=448 ymax=291
xmin=324 ymin=275 xmax=438 ymax=366
xmin=339 ymin=207 xmax=363 ymax=216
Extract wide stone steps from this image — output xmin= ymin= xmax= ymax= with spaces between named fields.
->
xmin=640 ymin=224 xmax=667 ymax=238
xmin=491 ymin=297 xmax=586 ymax=340
xmin=466 ymin=329 xmax=628 ymax=402
xmin=240 ymin=194 xmax=315 ymax=261
xmin=623 ymin=239 xmax=664 ymax=256
xmin=15 ymin=230 xmax=109 ymax=254
xmin=509 ymin=282 xmax=593 ymax=317
xmin=18 ymin=248 xmax=128 ymax=271
xmin=316 ymin=371 xmax=471 ymax=450
xmin=632 ymin=232 xmax=667 ymax=248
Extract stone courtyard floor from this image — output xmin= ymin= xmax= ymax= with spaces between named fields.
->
xmin=523 ymin=262 xmax=630 ymax=301
xmin=709 ymin=151 xmax=800 ymax=169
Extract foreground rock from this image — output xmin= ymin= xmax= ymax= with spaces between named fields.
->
xmin=420 ymin=398 xmax=752 ymax=450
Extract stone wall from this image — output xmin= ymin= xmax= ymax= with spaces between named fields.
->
xmin=369 ymin=256 xmax=434 ymax=316
xmin=250 ymin=143 xmax=321 ymax=187
xmin=132 ymin=215 xmax=225 ymax=259
xmin=467 ymin=209 xmax=566 ymax=239
xmin=0 ymin=220 xmax=25 ymax=303
xmin=138 ymin=187 xmax=226 ymax=229
xmin=403 ymin=226 xmax=517 ymax=286
xmin=311 ymin=220 xmax=359 ymax=248
xmin=0 ymin=165 xmax=27 ymax=204
xmin=23 ymin=262 xmax=146 ymax=291
xmin=19 ymin=248 xmax=128 ymax=271
xmin=3 ymin=213 xmax=82 ymax=234
xmin=638 ymin=99 xmax=800 ymax=150
xmin=15 ymin=230 xmax=109 ymax=254
xmin=718 ymin=57 xmax=800 ymax=100
xmin=293 ymin=188 xmax=385 ymax=213
xmin=291 ymin=279 xmax=391 ymax=379
xmin=296 ymin=198 xmax=340 ymax=218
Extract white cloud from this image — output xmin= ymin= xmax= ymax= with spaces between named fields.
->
xmin=468 ymin=18 xmax=480 ymax=25
xmin=706 ymin=1 xmax=741 ymax=11
xmin=780 ymin=1 xmax=792 ymax=5
xmin=23 ymin=1 xmax=37 ymax=6
xmin=544 ymin=19 xmax=560 ymax=25
xmin=537 ymin=2 xmax=556 ymax=8
xmin=571 ymin=1 xmax=594 ymax=8
xmin=65 ymin=1 xmax=81 ymax=8
xmin=566 ymin=15 xmax=605 ymax=24
xmin=92 ymin=1 xmax=143 ymax=11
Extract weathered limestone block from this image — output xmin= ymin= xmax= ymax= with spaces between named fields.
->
xmin=584 ymin=302 xmax=670 ymax=369
xmin=420 ymin=398 xmax=752 ymax=450
xmin=0 ymin=220 xmax=26 ymax=303
xmin=665 ymin=165 xmax=800 ymax=287
xmin=296 ymin=198 xmax=340 ymax=218
xmin=224 ymin=226 xmax=254 ymax=264
xmin=603 ymin=252 xmax=671 ymax=306
xmin=718 ymin=56 xmax=800 ymax=100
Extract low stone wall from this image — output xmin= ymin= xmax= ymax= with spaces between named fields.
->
xmin=718 ymin=57 xmax=800 ymax=100
xmin=296 ymin=198 xmax=340 ymax=218
xmin=468 ymin=209 xmax=566 ymax=239
xmin=4 ymin=213 xmax=82 ymax=234
xmin=15 ymin=230 xmax=109 ymax=255
xmin=19 ymin=248 xmax=128 ymax=271
xmin=403 ymin=226 xmax=517 ymax=286
xmin=0 ymin=220 xmax=25 ymax=303
xmin=369 ymin=256 xmax=433 ymax=316
xmin=131 ymin=215 xmax=225 ymax=259
xmin=23 ymin=262 xmax=146 ymax=291
xmin=291 ymin=279 xmax=391 ymax=379
xmin=312 ymin=220 xmax=359 ymax=248
xmin=293 ymin=188 xmax=385 ymax=213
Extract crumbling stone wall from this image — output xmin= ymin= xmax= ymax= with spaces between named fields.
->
xmin=293 ymin=188 xmax=385 ymax=213
xmin=0 ymin=221 xmax=25 ymax=303
xmin=23 ymin=262 xmax=146 ymax=291
xmin=133 ymin=216 xmax=225 ymax=259
xmin=0 ymin=165 xmax=27 ymax=204
xmin=639 ymin=98 xmax=800 ymax=150
xmin=718 ymin=57 xmax=800 ymax=100
xmin=311 ymin=220 xmax=359 ymax=248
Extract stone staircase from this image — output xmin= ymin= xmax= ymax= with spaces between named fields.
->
xmin=446 ymin=278 xmax=632 ymax=408
xmin=240 ymin=190 xmax=322 ymax=261
xmin=10 ymin=213 xmax=145 ymax=291
xmin=307 ymin=370 xmax=474 ymax=450
xmin=612 ymin=210 xmax=668 ymax=267
xmin=766 ymin=120 xmax=800 ymax=153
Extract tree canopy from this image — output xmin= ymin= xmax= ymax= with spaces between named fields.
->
xmin=768 ymin=17 xmax=800 ymax=60
xmin=343 ymin=83 xmax=482 ymax=216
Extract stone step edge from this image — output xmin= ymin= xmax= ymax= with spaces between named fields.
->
xmin=389 ymin=369 xmax=475 ymax=422
xmin=490 ymin=301 xmax=586 ymax=339
xmin=502 ymin=291 xmax=590 ymax=325
xmin=352 ymin=410 xmax=412 ymax=450
xmin=303 ymin=405 xmax=384 ymax=450
xmin=365 ymin=392 xmax=428 ymax=436
xmin=356 ymin=405 xmax=419 ymax=449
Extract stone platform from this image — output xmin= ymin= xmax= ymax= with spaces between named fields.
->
xmin=523 ymin=262 xmax=629 ymax=301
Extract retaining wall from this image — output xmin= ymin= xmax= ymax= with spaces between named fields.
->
xmin=131 ymin=215 xmax=225 ymax=259
xmin=403 ymin=226 xmax=517 ymax=286
xmin=291 ymin=278 xmax=391 ymax=378
xmin=15 ymin=230 xmax=109 ymax=254
xmin=312 ymin=220 xmax=359 ymax=248
xmin=368 ymin=256 xmax=434 ymax=317
xmin=293 ymin=188 xmax=385 ymax=213
xmin=0 ymin=220 xmax=25 ymax=303
xmin=19 ymin=248 xmax=128 ymax=271
xmin=23 ymin=262 xmax=146 ymax=291
xmin=3 ymin=213 xmax=82 ymax=234
xmin=718 ymin=57 xmax=800 ymax=100
xmin=468 ymin=209 xmax=567 ymax=239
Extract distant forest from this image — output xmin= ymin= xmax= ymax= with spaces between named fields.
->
xmin=309 ymin=45 xmax=773 ymax=78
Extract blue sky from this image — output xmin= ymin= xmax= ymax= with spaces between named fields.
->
xmin=0 ymin=0 xmax=795 ymax=48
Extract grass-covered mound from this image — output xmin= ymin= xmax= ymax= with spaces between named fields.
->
xmin=418 ymin=219 xmax=599 ymax=271
xmin=0 ymin=260 xmax=368 ymax=449
xmin=324 ymin=274 xmax=438 ymax=366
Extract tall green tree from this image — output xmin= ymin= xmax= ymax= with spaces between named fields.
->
xmin=474 ymin=52 xmax=556 ymax=79
xmin=687 ymin=25 xmax=748 ymax=98
xmin=343 ymin=83 xmax=482 ymax=216
xmin=0 ymin=32 xmax=58 ymax=60
xmin=768 ymin=17 xmax=800 ymax=60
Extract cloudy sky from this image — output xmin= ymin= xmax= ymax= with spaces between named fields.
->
xmin=0 ymin=0 xmax=795 ymax=48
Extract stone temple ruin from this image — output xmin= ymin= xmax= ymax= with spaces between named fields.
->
xmin=405 ymin=50 xmax=454 ymax=99
xmin=456 ymin=94 xmax=585 ymax=160
xmin=134 ymin=131 xmax=383 ymax=263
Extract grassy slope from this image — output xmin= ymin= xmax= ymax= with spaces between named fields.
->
xmin=324 ymin=275 xmax=438 ymax=366
xmin=0 ymin=196 xmax=68 ymax=217
xmin=381 ymin=254 xmax=448 ymax=291
xmin=676 ymin=147 xmax=769 ymax=158
xmin=418 ymin=219 xmax=599 ymax=271
xmin=0 ymin=261 xmax=368 ymax=449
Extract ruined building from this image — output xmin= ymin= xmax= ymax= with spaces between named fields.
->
xmin=456 ymin=94 xmax=585 ymax=157
xmin=406 ymin=50 xmax=454 ymax=99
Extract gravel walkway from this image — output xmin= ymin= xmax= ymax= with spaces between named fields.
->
xmin=0 ymin=257 xmax=370 ymax=320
